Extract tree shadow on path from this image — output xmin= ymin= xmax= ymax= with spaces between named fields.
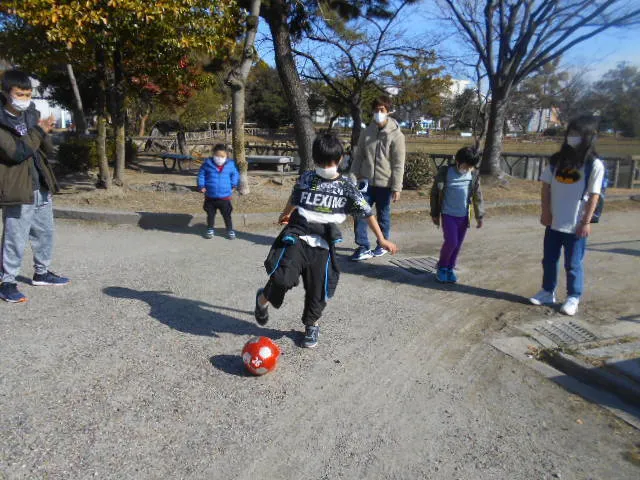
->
xmin=336 ymin=254 xmax=528 ymax=305
xmin=103 ymin=286 xmax=298 ymax=341
xmin=136 ymin=213 xmax=275 ymax=246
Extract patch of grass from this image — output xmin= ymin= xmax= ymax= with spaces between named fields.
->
xmin=624 ymin=444 xmax=640 ymax=466
xmin=405 ymin=137 xmax=640 ymax=157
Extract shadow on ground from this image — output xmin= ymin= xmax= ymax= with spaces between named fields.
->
xmin=103 ymin=286 xmax=298 ymax=342
xmin=336 ymin=254 xmax=528 ymax=304
xmin=588 ymin=239 xmax=640 ymax=258
xmin=136 ymin=213 xmax=275 ymax=245
xmin=209 ymin=354 xmax=253 ymax=377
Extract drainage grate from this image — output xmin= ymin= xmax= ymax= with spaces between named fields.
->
xmin=534 ymin=321 xmax=599 ymax=346
xmin=389 ymin=256 xmax=438 ymax=275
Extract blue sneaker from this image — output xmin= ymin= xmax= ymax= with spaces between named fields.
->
xmin=372 ymin=246 xmax=389 ymax=257
xmin=436 ymin=267 xmax=449 ymax=283
xmin=0 ymin=283 xmax=27 ymax=303
xmin=350 ymin=247 xmax=373 ymax=261
xmin=227 ymin=230 xmax=236 ymax=240
xmin=447 ymin=268 xmax=458 ymax=283
xmin=205 ymin=228 xmax=214 ymax=239
xmin=32 ymin=271 xmax=70 ymax=286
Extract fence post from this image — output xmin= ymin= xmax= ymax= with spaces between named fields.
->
xmin=612 ymin=159 xmax=620 ymax=188
xmin=631 ymin=156 xmax=639 ymax=189
xmin=538 ymin=156 xmax=544 ymax=180
xmin=523 ymin=156 xmax=529 ymax=180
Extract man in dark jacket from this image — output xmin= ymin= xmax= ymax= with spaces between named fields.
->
xmin=0 ymin=69 xmax=69 ymax=303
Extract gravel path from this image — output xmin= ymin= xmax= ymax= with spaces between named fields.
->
xmin=1 ymin=208 xmax=639 ymax=479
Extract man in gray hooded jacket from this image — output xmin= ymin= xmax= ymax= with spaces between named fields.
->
xmin=349 ymin=95 xmax=406 ymax=261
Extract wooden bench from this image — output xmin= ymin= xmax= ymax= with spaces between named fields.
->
xmin=140 ymin=153 xmax=196 ymax=172
xmin=247 ymin=155 xmax=296 ymax=172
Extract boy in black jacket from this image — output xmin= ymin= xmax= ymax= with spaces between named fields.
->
xmin=0 ymin=70 xmax=68 ymax=303
xmin=254 ymin=134 xmax=398 ymax=348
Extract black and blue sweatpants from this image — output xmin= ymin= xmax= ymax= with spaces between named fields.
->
xmin=263 ymin=240 xmax=332 ymax=326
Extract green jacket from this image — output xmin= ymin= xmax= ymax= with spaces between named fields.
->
xmin=0 ymin=95 xmax=58 ymax=206
xmin=430 ymin=165 xmax=485 ymax=220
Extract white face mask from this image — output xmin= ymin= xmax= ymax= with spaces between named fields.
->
xmin=315 ymin=166 xmax=338 ymax=179
xmin=11 ymin=97 xmax=31 ymax=112
xmin=566 ymin=136 xmax=582 ymax=148
xmin=373 ymin=112 xmax=387 ymax=125
xmin=213 ymin=156 xmax=226 ymax=166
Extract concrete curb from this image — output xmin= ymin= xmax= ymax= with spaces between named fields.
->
xmin=546 ymin=350 xmax=640 ymax=408
xmin=53 ymin=194 xmax=638 ymax=228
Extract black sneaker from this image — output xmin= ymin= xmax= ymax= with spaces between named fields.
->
xmin=254 ymin=288 xmax=269 ymax=325
xmin=0 ymin=282 xmax=27 ymax=303
xmin=32 ymin=271 xmax=70 ymax=286
xmin=303 ymin=325 xmax=320 ymax=348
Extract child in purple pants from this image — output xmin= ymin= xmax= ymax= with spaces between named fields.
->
xmin=430 ymin=147 xmax=485 ymax=283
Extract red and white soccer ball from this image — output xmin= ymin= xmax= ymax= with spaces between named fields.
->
xmin=242 ymin=336 xmax=281 ymax=375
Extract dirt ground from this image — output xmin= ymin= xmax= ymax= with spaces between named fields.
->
xmin=53 ymin=161 xmax=637 ymax=215
xmin=1 ymin=202 xmax=639 ymax=478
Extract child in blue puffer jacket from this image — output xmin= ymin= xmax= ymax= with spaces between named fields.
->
xmin=197 ymin=144 xmax=240 ymax=239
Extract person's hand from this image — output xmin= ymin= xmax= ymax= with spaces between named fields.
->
xmin=392 ymin=191 xmax=401 ymax=202
xmin=540 ymin=210 xmax=552 ymax=226
xmin=431 ymin=216 xmax=440 ymax=227
xmin=38 ymin=114 xmax=55 ymax=133
xmin=576 ymin=222 xmax=591 ymax=238
xmin=278 ymin=212 xmax=291 ymax=225
xmin=200 ymin=188 xmax=206 ymax=193
xmin=379 ymin=239 xmax=398 ymax=254
xmin=476 ymin=218 xmax=483 ymax=229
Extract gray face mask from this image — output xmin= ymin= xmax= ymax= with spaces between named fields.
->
xmin=10 ymin=97 xmax=31 ymax=112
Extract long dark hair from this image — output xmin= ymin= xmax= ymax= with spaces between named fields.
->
xmin=549 ymin=115 xmax=599 ymax=170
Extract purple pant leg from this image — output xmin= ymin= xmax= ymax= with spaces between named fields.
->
xmin=438 ymin=214 xmax=468 ymax=268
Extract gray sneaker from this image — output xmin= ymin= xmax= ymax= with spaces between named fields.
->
xmin=303 ymin=325 xmax=320 ymax=348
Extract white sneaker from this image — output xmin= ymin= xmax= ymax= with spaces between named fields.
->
xmin=529 ymin=289 xmax=556 ymax=306
xmin=560 ymin=296 xmax=580 ymax=316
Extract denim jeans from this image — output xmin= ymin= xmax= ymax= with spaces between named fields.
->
xmin=1 ymin=189 xmax=54 ymax=284
xmin=354 ymin=186 xmax=392 ymax=249
xmin=542 ymin=227 xmax=586 ymax=298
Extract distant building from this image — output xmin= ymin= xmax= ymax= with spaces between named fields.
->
xmin=447 ymin=79 xmax=472 ymax=98
xmin=527 ymin=107 xmax=562 ymax=133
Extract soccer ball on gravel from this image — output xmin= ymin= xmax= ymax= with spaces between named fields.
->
xmin=242 ymin=337 xmax=281 ymax=375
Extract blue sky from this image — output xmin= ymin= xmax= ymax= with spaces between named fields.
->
xmin=255 ymin=2 xmax=640 ymax=84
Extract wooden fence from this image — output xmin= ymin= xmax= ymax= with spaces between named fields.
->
xmin=129 ymin=132 xmax=640 ymax=188
xmin=423 ymin=152 xmax=638 ymax=188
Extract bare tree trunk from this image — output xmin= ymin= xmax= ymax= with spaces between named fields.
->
xmin=536 ymin=108 xmax=544 ymax=133
xmin=112 ymin=44 xmax=126 ymax=186
xmin=138 ymin=105 xmax=150 ymax=136
xmin=226 ymin=0 xmax=261 ymax=194
xmin=95 ymin=45 xmax=110 ymax=189
xmin=66 ymin=63 xmax=87 ymax=135
xmin=349 ymin=101 xmax=363 ymax=151
xmin=481 ymin=90 xmax=508 ymax=176
xmin=266 ymin=3 xmax=315 ymax=171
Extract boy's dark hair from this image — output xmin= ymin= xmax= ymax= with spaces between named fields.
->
xmin=212 ymin=143 xmax=227 ymax=153
xmin=455 ymin=146 xmax=481 ymax=168
xmin=1 ymin=69 xmax=32 ymax=94
xmin=550 ymin=115 xmax=599 ymax=170
xmin=372 ymin=95 xmax=392 ymax=112
xmin=312 ymin=134 xmax=343 ymax=167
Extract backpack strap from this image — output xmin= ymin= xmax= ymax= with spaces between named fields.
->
xmin=583 ymin=159 xmax=594 ymax=198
